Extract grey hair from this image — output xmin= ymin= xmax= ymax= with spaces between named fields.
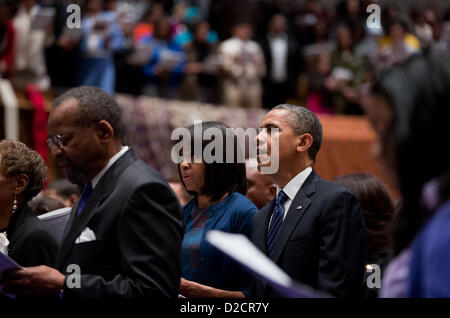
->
xmin=52 ymin=86 xmax=122 ymax=138
xmin=272 ymin=104 xmax=323 ymax=162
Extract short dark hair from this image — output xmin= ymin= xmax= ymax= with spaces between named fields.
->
xmin=46 ymin=178 xmax=81 ymax=199
xmin=33 ymin=196 xmax=66 ymax=216
xmin=272 ymin=104 xmax=323 ymax=162
xmin=177 ymin=121 xmax=247 ymax=202
xmin=52 ymin=86 xmax=122 ymax=138
xmin=334 ymin=173 xmax=394 ymax=259
xmin=0 ymin=140 xmax=47 ymax=201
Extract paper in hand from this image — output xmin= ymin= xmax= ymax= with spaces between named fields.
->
xmin=206 ymin=230 xmax=331 ymax=298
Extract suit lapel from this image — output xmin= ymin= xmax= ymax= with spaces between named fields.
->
xmin=56 ymin=185 xmax=107 ymax=268
xmin=269 ymin=170 xmax=319 ymax=264
xmin=253 ymin=200 xmax=275 ymax=254
xmin=55 ymin=149 xmax=138 ymax=269
xmin=59 ymin=202 xmax=78 ymax=245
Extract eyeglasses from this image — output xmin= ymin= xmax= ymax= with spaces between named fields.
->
xmin=46 ymin=135 xmax=66 ymax=149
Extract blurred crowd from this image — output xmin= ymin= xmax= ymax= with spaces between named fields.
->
xmin=1 ymin=0 xmax=450 ymax=113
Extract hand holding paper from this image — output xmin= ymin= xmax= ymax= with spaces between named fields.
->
xmin=206 ymin=230 xmax=331 ymax=298
xmin=0 ymin=265 xmax=65 ymax=298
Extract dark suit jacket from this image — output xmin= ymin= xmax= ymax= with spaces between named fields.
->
xmin=260 ymin=34 xmax=302 ymax=95
xmin=7 ymin=204 xmax=59 ymax=267
xmin=251 ymin=170 xmax=366 ymax=298
xmin=55 ymin=149 xmax=183 ymax=298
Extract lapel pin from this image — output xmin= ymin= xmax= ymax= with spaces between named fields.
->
xmin=296 ymin=205 xmax=303 ymax=210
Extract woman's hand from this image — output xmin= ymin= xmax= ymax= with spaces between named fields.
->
xmin=180 ymin=277 xmax=204 ymax=298
xmin=179 ymin=277 xmax=245 ymax=298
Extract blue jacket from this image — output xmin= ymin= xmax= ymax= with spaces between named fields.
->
xmin=181 ymin=192 xmax=258 ymax=297
xmin=409 ymin=201 xmax=450 ymax=297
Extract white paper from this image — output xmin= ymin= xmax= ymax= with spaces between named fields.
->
xmin=30 ymin=7 xmax=56 ymax=30
xmin=38 ymin=207 xmax=71 ymax=221
xmin=330 ymin=66 xmax=353 ymax=81
xmin=206 ymin=230 xmax=331 ymax=298
xmin=158 ymin=49 xmax=184 ymax=70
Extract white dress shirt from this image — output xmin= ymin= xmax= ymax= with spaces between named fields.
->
xmin=268 ymin=33 xmax=288 ymax=83
xmin=274 ymin=166 xmax=313 ymax=221
xmin=91 ymin=146 xmax=129 ymax=189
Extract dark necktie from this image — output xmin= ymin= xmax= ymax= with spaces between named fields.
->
xmin=267 ymin=190 xmax=289 ymax=256
xmin=77 ymin=182 xmax=93 ymax=216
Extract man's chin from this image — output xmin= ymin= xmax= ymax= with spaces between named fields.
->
xmin=60 ymin=167 xmax=86 ymax=186
xmin=256 ymin=159 xmax=272 ymax=172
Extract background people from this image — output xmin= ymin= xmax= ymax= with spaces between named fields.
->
xmin=364 ymin=49 xmax=450 ymax=297
xmin=245 ymin=157 xmax=276 ymax=209
xmin=42 ymin=178 xmax=80 ymax=207
xmin=334 ymin=173 xmax=395 ymax=297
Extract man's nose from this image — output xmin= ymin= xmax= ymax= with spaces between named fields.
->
xmin=256 ymin=130 xmax=266 ymax=146
xmin=49 ymin=143 xmax=63 ymax=157
xmin=180 ymin=160 xmax=189 ymax=169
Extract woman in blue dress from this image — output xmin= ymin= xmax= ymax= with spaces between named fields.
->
xmin=178 ymin=121 xmax=258 ymax=298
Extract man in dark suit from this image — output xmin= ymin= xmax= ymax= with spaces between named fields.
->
xmin=251 ymin=104 xmax=366 ymax=297
xmin=1 ymin=86 xmax=183 ymax=298
xmin=260 ymin=15 xmax=302 ymax=109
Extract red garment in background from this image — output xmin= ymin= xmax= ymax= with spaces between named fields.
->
xmin=25 ymin=84 xmax=48 ymax=164
xmin=307 ymin=91 xmax=334 ymax=115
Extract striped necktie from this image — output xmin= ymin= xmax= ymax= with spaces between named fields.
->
xmin=267 ymin=190 xmax=288 ymax=256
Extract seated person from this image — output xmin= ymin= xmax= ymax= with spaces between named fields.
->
xmin=42 ymin=178 xmax=80 ymax=207
xmin=32 ymin=196 xmax=66 ymax=216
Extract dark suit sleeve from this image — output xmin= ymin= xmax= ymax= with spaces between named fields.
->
xmin=18 ymin=229 xmax=59 ymax=267
xmin=317 ymin=191 xmax=366 ymax=297
xmin=64 ymin=182 xmax=183 ymax=298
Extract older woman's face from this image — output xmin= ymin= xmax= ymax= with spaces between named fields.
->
xmin=179 ymin=160 xmax=206 ymax=195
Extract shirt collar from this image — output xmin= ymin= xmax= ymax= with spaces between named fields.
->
xmin=91 ymin=146 xmax=129 ymax=189
xmin=277 ymin=166 xmax=312 ymax=201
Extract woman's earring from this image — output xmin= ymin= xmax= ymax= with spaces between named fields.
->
xmin=12 ymin=195 xmax=18 ymax=214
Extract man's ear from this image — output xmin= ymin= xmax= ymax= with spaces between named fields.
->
xmin=96 ymin=120 xmax=115 ymax=142
xmin=15 ymin=173 xmax=29 ymax=196
xmin=69 ymin=194 xmax=79 ymax=206
xmin=296 ymin=133 xmax=313 ymax=154
xmin=267 ymin=183 xmax=276 ymax=201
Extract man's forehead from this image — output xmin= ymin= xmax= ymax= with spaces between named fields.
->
xmin=262 ymin=109 xmax=291 ymax=127
xmin=49 ymin=98 xmax=80 ymax=126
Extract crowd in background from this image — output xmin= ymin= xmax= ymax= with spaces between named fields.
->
xmin=1 ymin=0 xmax=450 ymax=113
xmin=1 ymin=48 xmax=450 ymax=298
